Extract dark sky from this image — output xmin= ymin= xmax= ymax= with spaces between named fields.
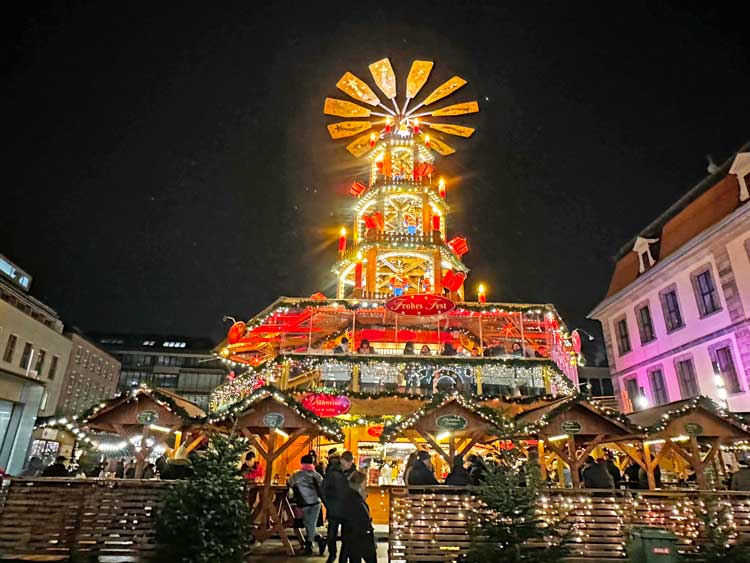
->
xmin=2 ymin=2 xmax=748 ymax=362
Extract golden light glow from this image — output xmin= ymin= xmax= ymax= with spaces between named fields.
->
xmin=406 ymin=60 xmax=434 ymax=99
xmin=340 ymin=227 xmax=347 ymax=236
xmin=274 ymin=428 xmax=289 ymax=439
xmin=436 ymin=431 xmax=451 ymax=442
xmin=477 ymin=284 xmax=486 ymax=294
xmin=149 ymin=424 xmax=171 ymax=433
xmin=356 ymin=251 xmax=363 ymax=260
xmin=438 ymin=177 xmax=445 ymax=188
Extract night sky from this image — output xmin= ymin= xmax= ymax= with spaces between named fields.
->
xmin=2 ymin=2 xmax=748 ymax=363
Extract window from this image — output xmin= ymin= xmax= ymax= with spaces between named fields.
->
xmin=49 ymin=356 xmax=59 ymax=380
xmin=648 ymin=368 xmax=668 ymax=405
xmin=692 ymin=268 xmax=721 ymax=317
xmin=615 ymin=317 xmax=631 ymax=355
xmin=34 ymin=349 xmax=46 ymax=374
xmin=636 ymin=304 xmax=655 ymax=344
xmin=3 ymin=334 xmax=17 ymax=363
xmin=660 ymin=288 xmax=684 ymax=332
xmin=19 ymin=342 xmax=33 ymax=369
xmin=715 ymin=346 xmax=741 ymax=393
xmin=625 ymin=377 xmax=640 ymax=411
xmin=675 ymin=358 xmax=699 ymax=398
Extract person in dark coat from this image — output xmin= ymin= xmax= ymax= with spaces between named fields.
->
xmin=444 ymin=455 xmax=471 ymax=486
xmin=41 ymin=456 xmax=69 ymax=477
xmin=115 ymin=458 xmax=125 ymax=478
xmin=466 ymin=454 xmax=486 ymax=485
xmin=407 ymin=451 xmax=438 ymax=486
xmin=624 ymin=461 xmax=641 ymax=488
xmin=603 ymin=453 xmax=621 ymax=488
xmin=341 ymin=471 xmax=377 ymax=563
xmin=731 ymin=460 xmax=750 ymax=490
xmin=322 ymin=451 xmax=355 ymax=563
xmin=582 ymin=456 xmax=614 ymax=488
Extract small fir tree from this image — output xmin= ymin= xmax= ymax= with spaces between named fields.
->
xmin=156 ymin=434 xmax=252 ymax=563
xmin=690 ymin=497 xmax=750 ymax=563
xmin=463 ymin=446 xmax=569 ymax=563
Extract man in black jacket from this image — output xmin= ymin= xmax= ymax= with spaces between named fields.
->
xmin=41 ymin=456 xmax=69 ymax=477
xmin=322 ymin=451 xmax=355 ymax=563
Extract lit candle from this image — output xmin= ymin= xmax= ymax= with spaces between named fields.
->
xmin=413 ymin=118 xmax=420 ymax=134
xmin=385 ymin=117 xmax=392 ymax=133
xmin=478 ymin=284 xmax=487 ymax=303
xmin=424 ymin=134 xmax=430 ymax=147
xmin=438 ymin=177 xmax=446 ymax=198
xmin=338 ymin=227 xmax=347 ymax=255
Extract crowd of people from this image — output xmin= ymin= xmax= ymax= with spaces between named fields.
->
xmin=319 ymin=337 xmax=547 ymax=358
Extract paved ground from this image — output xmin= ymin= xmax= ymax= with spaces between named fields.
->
xmin=249 ymin=538 xmax=389 ymax=562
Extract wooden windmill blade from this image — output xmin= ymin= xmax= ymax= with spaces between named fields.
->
xmin=324 ymin=98 xmax=372 ymax=118
xmin=368 ymin=58 xmax=397 ymax=99
xmin=326 ymin=121 xmax=373 ymax=139
xmin=336 ymin=72 xmax=381 ymax=106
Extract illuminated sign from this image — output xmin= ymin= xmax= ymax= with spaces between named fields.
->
xmin=301 ymin=393 xmax=352 ymax=417
xmin=436 ymin=414 xmax=468 ymax=430
xmin=136 ymin=410 xmax=159 ymax=425
xmin=262 ymin=413 xmax=285 ymax=428
xmin=385 ymin=294 xmax=455 ymax=316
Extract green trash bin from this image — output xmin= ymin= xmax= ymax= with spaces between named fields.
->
xmin=627 ymin=526 xmax=678 ymax=563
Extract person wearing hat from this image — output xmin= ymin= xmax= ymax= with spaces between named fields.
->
xmin=322 ymin=451 xmax=355 ymax=563
xmin=407 ymin=451 xmax=438 ymax=486
xmin=42 ymin=456 xmax=70 ymax=477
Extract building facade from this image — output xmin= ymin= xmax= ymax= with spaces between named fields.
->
xmin=0 ymin=254 xmax=69 ymax=473
xmin=92 ymin=334 xmax=227 ymax=410
xmin=590 ymin=146 xmax=750 ymax=413
xmin=57 ymin=332 xmax=120 ymax=416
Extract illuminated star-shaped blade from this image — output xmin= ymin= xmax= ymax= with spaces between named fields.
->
xmin=419 ymin=76 xmax=467 ymax=107
xmin=426 ymin=136 xmax=456 ymax=156
xmin=346 ymin=133 xmax=375 ymax=158
xmin=368 ymin=58 xmax=397 ymax=99
xmin=427 ymin=123 xmax=475 ymax=137
xmin=327 ymin=121 xmax=373 ymax=139
xmin=324 ymin=98 xmax=372 ymax=118
xmin=429 ymin=101 xmax=479 ymax=117
xmin=337 ymin=72 xmax=380 ymax=106
xmin=406 ymin=60 xmax=434 ymax=99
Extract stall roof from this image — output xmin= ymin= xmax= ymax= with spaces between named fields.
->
xmin=513 ymin=395 xmax=634 ymax=437
xmin=627 ymin=396 xmax=750 ymax=438
xmin=208 ymin=386 xmax=344 ymax=442
xmin=380 ymin=393 xmax=512 ymax=443
xmin=82 ymin=386 xmax=206 ymax=431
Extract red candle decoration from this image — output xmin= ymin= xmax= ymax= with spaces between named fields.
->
xmin=385 ymin=117 xmax=392 ymax=133
xmin=478 ymin=284 xmax=487 ymax=303
xmin=438 ymin=177 xmax=446 ymax=198
xmin=447 ymin=236 xmax=469 ymax=256
xmin=349 ymin=181 xmax=367 ymax=197
xmin=354 ymin=252 xmax=363 ymax=288
xmin=338 ymin=227 xmax=346 ymax=255
xmin=413 ymin=118 xmax=420 ymax=134
xmin=432 ymin=214 xmax=441 ymax=232
xmin=424 ymin=134 xmax=431 ymax=147
xmin=369 ymin=133 xmax=376 ymax=147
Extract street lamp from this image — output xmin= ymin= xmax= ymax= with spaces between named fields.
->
xmin=572 ymin=328 xmax=595 ymax=341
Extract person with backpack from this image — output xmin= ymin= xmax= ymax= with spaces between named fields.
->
xmin=288 ymin=455 xmax=324 ymax=555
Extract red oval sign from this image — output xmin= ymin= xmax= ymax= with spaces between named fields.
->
xmin=301 ymin=393 xmax=352 ymax=417
xmin=367 ymin=425 xmax=384 ymax=438
xmin=385 ymin=294 xmax=455 ymax=316
xmin=227 ymin=322 xmax=247 ymax=345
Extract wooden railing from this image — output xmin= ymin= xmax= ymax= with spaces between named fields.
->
xmin=0 ymin=478 xmax=172 ymax=560
xmin=389 ymin=486 xmax=750 ymax=562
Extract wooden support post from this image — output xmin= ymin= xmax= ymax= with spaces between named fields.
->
xmin=690 ymin=436 xmax=707 ymax=490
xmin=643 ymin=442 xmax=656 ymax=490
xmin=449 ymin=435 xmax=456 ymax=464
xmin=280 ymin=361 xmax=291 ymax=390
xmin=537 ymin=440 xmax=547 ymax=482
xmin=352 ymin=364 xmax=360 ymax=392
xmin=567 ymin=436 xmax=580 ymax=487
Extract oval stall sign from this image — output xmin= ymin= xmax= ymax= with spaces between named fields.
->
xmin=560 ymin=420 xmax=582 ymax=434
xmin=436 ymin=414 xmax=468 ymax=431
xmin=136 ymin=410 xmax=159 ymax=425
xmin=385 ymin=294 xmax=455 ymax=317
xmin=262 ymin=413 xmax=285 ymax=428
xmin=367 ymin=425 xmax=384 ymax=438
xmin=301 ymin=393 xmax=352 ymax=417
xmin=684 ymin=422 xmax=704 ymax=436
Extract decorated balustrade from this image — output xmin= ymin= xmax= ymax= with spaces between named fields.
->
xmin=0 ymin=478 xmax=173 ymax=560
xmin=388 ymin=486 xmax=750 ymax=562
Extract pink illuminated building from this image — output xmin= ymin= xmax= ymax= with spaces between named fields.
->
xmin=590 ymin=144 xmax=750 ymax=413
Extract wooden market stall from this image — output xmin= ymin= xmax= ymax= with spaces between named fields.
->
xmin=81 ymin=387 xmax=206 ymax=478
xmin=514 ymin=395 xmax=637 ymax=487
xmin=209 ymin=386 xmax=344 ymax=555
xmin=627 ymin=396 xmax=750 ymax=489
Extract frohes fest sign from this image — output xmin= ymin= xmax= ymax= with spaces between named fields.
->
xmin=385 ymin=294 xmax=455 ymax=316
